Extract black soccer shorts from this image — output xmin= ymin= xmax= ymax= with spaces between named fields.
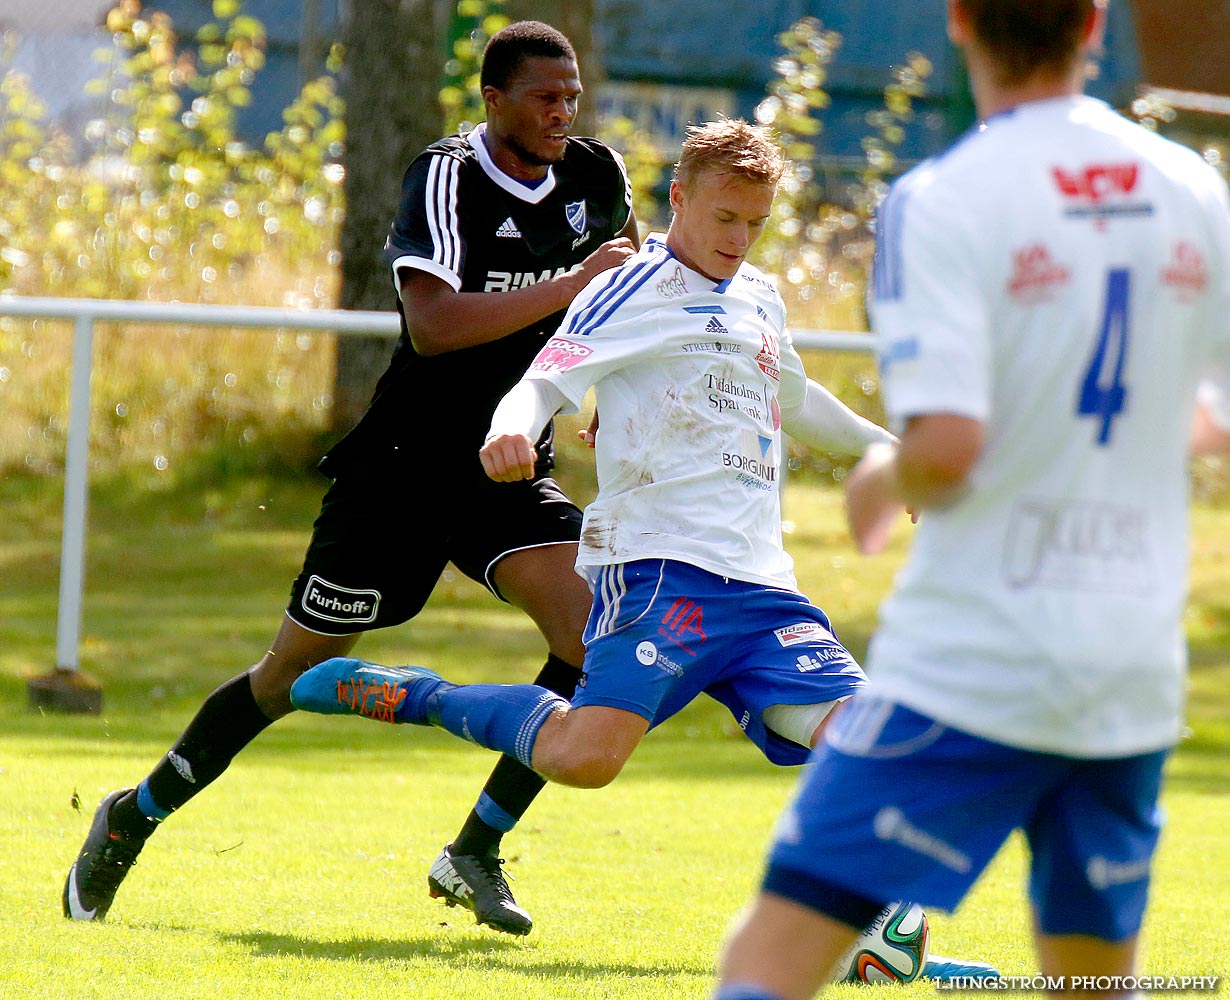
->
xmin=286 ymin=469 xmax=583 ymax=635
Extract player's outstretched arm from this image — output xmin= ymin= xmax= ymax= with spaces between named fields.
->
xmin=844 ymin=414 xmax=983 ymax=554
xmin=400 ymin=237 xmax=636 ymax=357
xmin=780 ymin=379 xmax=896 ymax=456
xmin=480 ymin=380 xmax=569 ymax=482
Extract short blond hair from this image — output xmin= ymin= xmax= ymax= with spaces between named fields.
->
xmin=673 ymin=119 xmax=785 ymax=191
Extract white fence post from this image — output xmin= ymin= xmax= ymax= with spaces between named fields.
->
xmin=56 ymin=311 xmax=95 ymax=673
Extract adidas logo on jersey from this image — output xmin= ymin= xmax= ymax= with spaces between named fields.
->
xmin=496 ymin=217 xmax=522 ymax=238
xmin=705 ymin=315 xmax=729 ymax=336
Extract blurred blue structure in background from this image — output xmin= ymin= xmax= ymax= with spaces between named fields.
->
xmin=140 ymin=0 xmax=1141 ymax=180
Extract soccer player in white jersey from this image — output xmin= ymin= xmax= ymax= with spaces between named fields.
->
xmin=291 ymin=119 xmax=887 ymax=797
xmin=713 ymin=3 xmax=1230 ymax=999
xmin=290 ymin=120 xmax=994 ymax=977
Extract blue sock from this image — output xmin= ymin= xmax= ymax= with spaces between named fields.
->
xmin=713 ymin=984 xmax=787 ymax=1000
xmin=474 ymin=791 xmax=519 ymax=833
xmin=136 ymin=781 xmax=171 ymax=822
xmin=419 ymin=683 xmax=567 ymax=769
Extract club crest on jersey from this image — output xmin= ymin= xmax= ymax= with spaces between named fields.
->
xmin=565 ymin=200 xmax=587 ymax=234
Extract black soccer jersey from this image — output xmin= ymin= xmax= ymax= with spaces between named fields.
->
xmin=322 ymin=124 xmax=632 ymax=478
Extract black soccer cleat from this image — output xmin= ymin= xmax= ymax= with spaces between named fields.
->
xmin=427 ymin=844 xmax=533 ymax=936
xmin=63 ymin=788 xmax=144 ymax=921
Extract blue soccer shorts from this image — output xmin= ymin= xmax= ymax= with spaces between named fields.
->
xmin=764 ymin=695 xmax=1169 ymax=941
xmin=571 ymin=559 xmax=867 ymax=765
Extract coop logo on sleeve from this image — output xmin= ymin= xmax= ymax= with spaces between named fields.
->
xmin=531 ymin=337 xmax=594 ymax=374
xmin=302 ymin=575 xmax=380 ymax=624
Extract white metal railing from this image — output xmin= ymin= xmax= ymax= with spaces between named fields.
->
xmin=0 ymin=295 xmax=876 ymax=672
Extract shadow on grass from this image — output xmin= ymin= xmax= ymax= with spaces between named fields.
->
xmin=213 ymin=927 xmax=710 ymax=977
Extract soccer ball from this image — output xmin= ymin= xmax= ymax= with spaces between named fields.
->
xmin=832 ymin=901 xmax=930 ymax=984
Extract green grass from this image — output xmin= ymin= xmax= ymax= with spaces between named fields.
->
xmin=1 ymin=470 xmax=1228 ymax=999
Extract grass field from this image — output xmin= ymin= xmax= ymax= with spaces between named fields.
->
xmin=1 ymin=469 xmax=1228 ymax=999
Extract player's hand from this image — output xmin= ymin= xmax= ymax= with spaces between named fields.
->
xmin=480 ymin=433 xmax=537 ymax=482
xmin=577 ymin=410 xmax=600 ymax=448
xmin=574 ymin=238 xmax=636 ymax=286
xmin=844 ymin=442 xmax=905 ymax=555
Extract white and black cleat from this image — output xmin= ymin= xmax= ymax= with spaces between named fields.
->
xmin=428 ymin=844 xmax=533 ymax=936
xmin=63 ymin=788 xmax=143 ymax=921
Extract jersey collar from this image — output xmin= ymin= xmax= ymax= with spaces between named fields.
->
xmin=649 ymin=233 xmax=739 ymax=294
xmin=467 ymin=123 xmax=559 ymax=204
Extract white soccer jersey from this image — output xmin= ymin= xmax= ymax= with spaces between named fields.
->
xmin=867 ymin=95 xmax=1230 ymax=758
xmin=524 ymin=235 xmax=807 ymax=589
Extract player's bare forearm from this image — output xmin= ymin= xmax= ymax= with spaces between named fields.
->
xmin=401 ymin=237 xmax=636 ymax=356
xmin=845 ymin=414 xmax=981 ymax=553
xmin=844 ymin=443 xmax=906 ymax=555
xmin=895 ymin=414 xmax=983 ymax=508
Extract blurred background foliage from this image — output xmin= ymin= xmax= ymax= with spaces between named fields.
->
xmin=0 ymin=0 xmax=1224 ymax=499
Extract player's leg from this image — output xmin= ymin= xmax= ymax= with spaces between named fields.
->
xmin=1034 ymin=934 xmax=1140 ymax=989
xmin=704 ymin=587 xmax=866 ymax=768
xmin=62 ymin=618 xmax=359 ymax=922
xmin=712 ymin=697 xmax=1046 ymax=999
xmin=62 ymin=468 xmax=442 ymax=921
xmin=293 ymin=557 xmax=725 ymax=772
xmin=1025 ymin=750 xmax=1167 ymax=995
xmin=125 ymin=618 xmax=359 ymax=828
xmin=494 ymin=540 xmax=589 ymax=666
xmin=291 ymin=653 xmax=649 ymax=783
xmin=443 ymin=541 xmax=588 ymax=853
xmin=716 ymin=592 xmax=1001 ymax=983
xmin=292 ymin=558 xmax=697 ymax=776
xmin=423 ymin=477 xmax=589 ymax=933
xmin=709 ymin=600 xmax=891 ymax=1000
xmin=718 ymin=892 xmax=870 ymax=1000
xmin=753 ymin=701 xmax=1001 ymax=985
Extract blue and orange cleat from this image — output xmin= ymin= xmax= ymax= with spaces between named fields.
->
xmin=290 ymin=658 xmax=447 ymax=724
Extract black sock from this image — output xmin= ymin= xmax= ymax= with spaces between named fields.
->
xmin=450 ymin=654 xmax=582 ymax=858
xmin=108 ymin=672 xmax=274 ymax=840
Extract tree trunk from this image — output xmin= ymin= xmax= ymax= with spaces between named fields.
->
xmin=332 ymin=0 xmax=440 ymax=435
xmin=505 ymin=0 xmax=599 ymax=135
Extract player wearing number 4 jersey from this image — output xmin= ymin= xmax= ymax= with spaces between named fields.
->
xmin=715 ymin=3 xmax=1230 ymax=999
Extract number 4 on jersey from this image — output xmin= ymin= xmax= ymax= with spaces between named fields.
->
xmin=1077 ymin=268 xmax=1131 ymax=446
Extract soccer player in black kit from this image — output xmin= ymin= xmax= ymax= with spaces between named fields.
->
xmin=63 ymin=20 xmax=637 ymax=935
